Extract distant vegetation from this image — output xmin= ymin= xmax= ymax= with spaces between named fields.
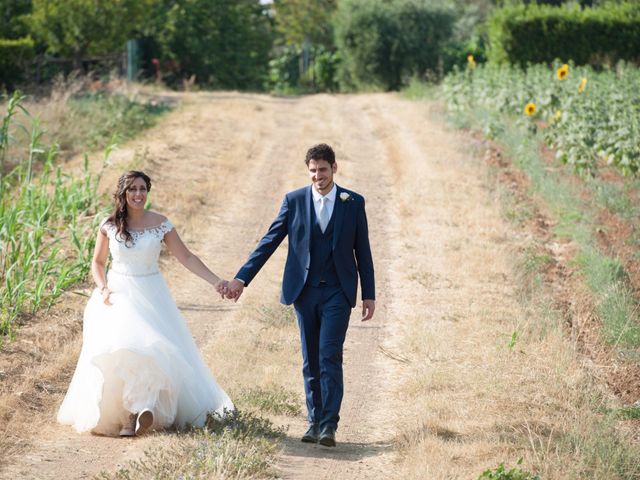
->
xmin=3 ymin=1 xmax=637 ymax=93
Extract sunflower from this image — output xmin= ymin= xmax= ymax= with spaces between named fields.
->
xmin=556 ymin=64 xmax=569 ymax=81
xmin=524 ymin=102 xmax=537 ymax=116
xmin=578 ymin=77 xmax=588 ymax=93
xmin=467 ymin=54 xmax=476 ymax=70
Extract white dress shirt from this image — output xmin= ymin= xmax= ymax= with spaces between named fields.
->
xmin=312 ymin=183 xmax=337 ymax=231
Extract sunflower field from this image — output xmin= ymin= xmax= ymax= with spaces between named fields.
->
xmin=443 ymin=60 xmax=640 ymax=177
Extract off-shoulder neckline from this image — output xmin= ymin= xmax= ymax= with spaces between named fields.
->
xmin=128 ymin=218 xmax=171 ymax=231
xmin=103 ymin=218 xmax=171 ymax=231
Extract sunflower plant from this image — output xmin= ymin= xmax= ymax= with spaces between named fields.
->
xmin=442 ymin=60 xmax=640 ymax=176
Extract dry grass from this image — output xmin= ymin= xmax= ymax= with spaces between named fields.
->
xmin=0 ymin=287 xmax=87 ymax=459
xmin=380 ymin=113 xmax=640 ymax=478
xmin=2 ymin=74 xmax=171 ymax=173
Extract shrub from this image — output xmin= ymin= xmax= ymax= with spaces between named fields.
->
xmin=0 ymin=37 xmax=34 ymax=90
xmin=487 ymin=2 xmax=640 ymax=66
xmin=148 ymin=0 xmax=273 ymax=90
xmin=334 ymin=0 xmax=455 ymax=91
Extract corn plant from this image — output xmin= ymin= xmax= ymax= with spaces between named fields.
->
xmin=0 ymin=94 xmax=111 ymax=342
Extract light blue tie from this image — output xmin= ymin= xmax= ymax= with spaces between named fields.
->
xmin=319 ymin=196 xmax=330 ymax=233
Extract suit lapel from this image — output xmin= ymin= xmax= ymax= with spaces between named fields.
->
xmin=332 ymin=184 xmax=345 ymax=249
xmin=304 ymin=185 xmax=312 ymax=246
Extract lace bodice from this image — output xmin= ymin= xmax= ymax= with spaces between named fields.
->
xmin=102 ymin=218 xmax=174 ymax=276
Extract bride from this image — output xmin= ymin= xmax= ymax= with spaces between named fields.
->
xmin=57 ymin=170 xmax=234 ymax=437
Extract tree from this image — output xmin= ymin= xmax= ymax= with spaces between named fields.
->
xmin=272 ymin=0 xmax=336 ymax=48
xmin=0 ymin=0 xmax=32 ymax=39
xmin=148 ymin=0 xmax=273 ymax=90
xmin=335 ymin=0 xmax=455 ymax=91
xmin=28 ymin=0 xmax=155 ymax=67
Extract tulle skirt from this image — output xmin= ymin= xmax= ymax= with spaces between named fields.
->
xmin=57 ymin=270 xmax=234 ymax=436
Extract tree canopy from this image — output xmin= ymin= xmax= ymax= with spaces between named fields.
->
xmin=272 ymin=0 xmax=336 ymax=47
xmin=29 ymin=0 xmax=155 ymax=65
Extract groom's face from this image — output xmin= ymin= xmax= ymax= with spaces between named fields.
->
xmin=308 ymin=159 xmax=337 ymax=195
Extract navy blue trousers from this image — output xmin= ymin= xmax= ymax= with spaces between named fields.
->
xmin=293 ymin=284 xmax=351 ymax=431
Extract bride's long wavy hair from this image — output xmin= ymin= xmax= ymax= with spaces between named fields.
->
xmin=107 ymin=171 xmax=152 ymax=246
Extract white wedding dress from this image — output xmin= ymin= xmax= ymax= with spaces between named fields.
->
xmin=57 ymin=218 xmax=233 ymax=436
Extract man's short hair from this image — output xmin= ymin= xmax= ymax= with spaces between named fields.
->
xmin=305 ymin=143 xmax=335 ymax=165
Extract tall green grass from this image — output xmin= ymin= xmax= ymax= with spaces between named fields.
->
xmin=0 ymin=91 xmax=111 ymax=341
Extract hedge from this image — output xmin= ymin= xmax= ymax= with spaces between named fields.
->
xmin=487 ymin=2 xmax=640 ymax=66
xmin=0 ymin=37 xmax=35 ymax=89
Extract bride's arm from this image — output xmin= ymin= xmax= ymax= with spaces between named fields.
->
xmin=163 ymin=228 xmax=224 ymax=289
xmin=91 ymin=227 xmax=112 ymax=304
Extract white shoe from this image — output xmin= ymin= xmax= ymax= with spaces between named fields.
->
xmin=119 ymin=413 xmax=136 ymax=437
xmin=135 ymin=408 xmax=154 ymax=436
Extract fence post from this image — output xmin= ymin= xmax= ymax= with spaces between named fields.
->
xmin=126 ymin=39 xmax=139 ymax=81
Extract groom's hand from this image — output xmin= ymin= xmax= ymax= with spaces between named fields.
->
xmin=362 ymin=299 xmax=375 ymax=321
xmin=227 ymin=278 xmax=245 ymax=302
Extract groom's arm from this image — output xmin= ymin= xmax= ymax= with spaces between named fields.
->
xmin=234 ymin=195 xmax=290 ymax=287
xmin=354 ymin=197 xmax=375 ymax=319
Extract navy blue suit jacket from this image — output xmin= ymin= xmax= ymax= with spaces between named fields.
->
xmin=236 ymin=184 xmax=375 ymax=307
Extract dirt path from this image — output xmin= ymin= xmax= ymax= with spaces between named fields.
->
xmin=1 ymin=92 xmax=539 ymax=479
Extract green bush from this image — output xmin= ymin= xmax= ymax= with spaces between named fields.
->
xmin=267 ymin=46 xmax=301 ymax=93
xmin=148 ymin=0 xmax=273 ymax=90
xmin=267 ymin=45 xmax=339 ymax=94
xmin=334 ymin=0 xmax=455 ymax=91
xmin=312 ymin=48 xmax=340 ymax=92
xmin=487 ymin=2 xmax=640 ymax=66
xmin=0 ymin=37 xmax=34 ymax=89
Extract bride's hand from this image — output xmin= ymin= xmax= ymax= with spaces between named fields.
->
xmin=214 ymin=279 xmax=229 ymax=299
xmin=101 ymin=287 xmax=112 ymax=305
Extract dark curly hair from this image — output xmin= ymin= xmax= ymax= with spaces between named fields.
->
xmin=304 ymin=143 xmax=335 ymax=166
xmin=107 ymin=171 xmax=152 ymax=246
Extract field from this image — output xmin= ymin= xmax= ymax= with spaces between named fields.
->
xmin=0 ymin=84 xmax=639 ymax=479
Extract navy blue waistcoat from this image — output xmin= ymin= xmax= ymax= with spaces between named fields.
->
xmin=306 ymin=201 xmax=339 ymax=287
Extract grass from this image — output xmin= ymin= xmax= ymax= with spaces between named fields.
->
xmin=0 ymin=108 xmax=111 ymax=339
xmin=96 ymin=410 xmax=284 ymax=480
xmin=4 ymin=75 xmax=172 ymax=167
xmin=235 ymin=384 xmax=301 ymax=416
xmin=474 ymin=108 xmax=640 ymax=348
xmin=419 ymin=94 xmax=640 ymax=478
xmin=0 ymin=80 xmax=173 ymax=342
xmin=591 ymin=180 xmax=639 ymax=219
xmin=255 ymin=303 xmax=297 ymax=329
xmin=401 ymin=77 xmax=440 ymax=101
xmin=63 ymin=92 xmax=171 ymax=153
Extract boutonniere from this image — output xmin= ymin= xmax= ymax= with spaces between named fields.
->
xmin=339 ymin=192 xmax=352 ymax=202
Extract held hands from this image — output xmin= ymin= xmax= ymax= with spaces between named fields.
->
xmin=214 ymin=278 xmax=244 ymax=302
xmin=225 ymin=279 xmax=244 ymax=302
xmin=214 ymin=279 xmax=229 ymax=299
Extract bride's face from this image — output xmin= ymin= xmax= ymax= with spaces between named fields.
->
xmin=126 ymin=177 xmax=148 ymax=211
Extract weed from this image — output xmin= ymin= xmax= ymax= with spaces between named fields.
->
xmin=479 ymin=459 xmax=540 ymax=480
xmin=236 ymin=384 xmax=301 ymax=416
xmin=256 ymin=304 xmax=296 ymax=329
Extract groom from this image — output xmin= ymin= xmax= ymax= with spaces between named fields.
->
xmin=226 ymin=143 xmax=375 ymax=447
